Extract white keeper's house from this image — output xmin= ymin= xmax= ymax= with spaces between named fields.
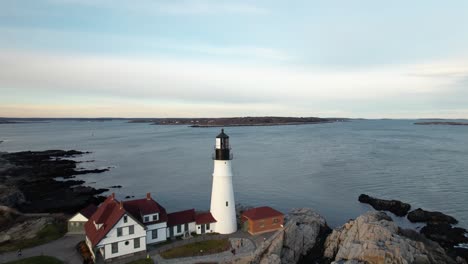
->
xmin=84 ymin=193 xmax=216 ymax=262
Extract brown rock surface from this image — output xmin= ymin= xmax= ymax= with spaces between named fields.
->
xmin=324 ymin=211 xmax=455 ymax=264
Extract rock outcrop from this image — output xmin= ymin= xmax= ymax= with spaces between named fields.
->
xmin=421 ymin=223 xmax=468 ymax=248
xmin=0 ymin=150 xmax=108 ymax=213
xmin=324 ymin=211 xmax=456 ymax=264
xmin=358 ymin=194 xmax=411 ymax=216
xmin=236 ymin=208 xmax=329 ymax=264
xmin=408 ymin=208 xmax=458 ymax=224
xmin=0 ymin=185 xmax=25 ymax=207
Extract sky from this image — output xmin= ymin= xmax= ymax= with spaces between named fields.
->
xmin=1 ymin=0 xmax=468 ymax=118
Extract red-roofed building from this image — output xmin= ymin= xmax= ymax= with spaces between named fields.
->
xmin=195 ymin=212 xmax=217 ymax=234
xmin=241 ymin=206 xmax=284 ymax=235
xmin=84 ymin=194 xmax=147 ymax=262
xmin=84 ymin=193 xmax=204 ymax=262
xmin=167 ymin=209 xmax=196 ymax=237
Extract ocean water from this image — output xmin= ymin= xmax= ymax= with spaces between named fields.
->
xmin=1 ymin=119 xmax=467 ymax=228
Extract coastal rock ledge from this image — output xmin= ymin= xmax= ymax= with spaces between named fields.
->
xmin=234 ymin=208 xmax=330 ymax=264
xmin=323 ymin=211 xmax=457 ymax=264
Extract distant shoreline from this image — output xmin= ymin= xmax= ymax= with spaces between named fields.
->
xmin=189 ymin=121 xmax=337 ymax=127
xmin=414 ymin=121 xmax=468 ymax=126
xmin=129 ymin=116 xmax=348 ymax=127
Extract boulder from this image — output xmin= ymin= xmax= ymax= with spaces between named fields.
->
xmin=250 ymin=208 xmax=330 ymax=264
xmin=0 ymin=185 xmax=25 ymax=207
xmin=358 ymin=194 xmax=411 ymax=216
xmin=420 ymin=223 xmax=468 ymax=248
xmin=281 ymin=208 xmax=330 ymax=264
xmin=408 ymin=208 xmax=458 ymax=224
xmin=324 ymin=211 xmax=456 ymax=264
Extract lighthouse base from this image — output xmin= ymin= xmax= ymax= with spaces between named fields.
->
xmin=210 ymin=160 xmax=237 ymax=234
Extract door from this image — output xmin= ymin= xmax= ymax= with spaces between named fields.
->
xmin=169 ymin=226 xmax=174 ymax=238
xmin=201 ymin=224 xmax=205 ymax=234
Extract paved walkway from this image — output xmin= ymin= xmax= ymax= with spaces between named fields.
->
xmin=0 ymin=234 xmax=84 ymax=264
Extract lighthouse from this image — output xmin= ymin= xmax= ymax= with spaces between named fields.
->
xmin=210 ymin=129 xmax=237 ymax=234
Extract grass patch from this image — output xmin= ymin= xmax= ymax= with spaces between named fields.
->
xmin=4 ymin=256 xmax=64 ymax=264
xmin=127 ymin=257 xmax=153 ymax=264
xmin=0 ymin=221 xmax=67 ymax=253
xmin=160 ymin=239 xmax=230 ymax=259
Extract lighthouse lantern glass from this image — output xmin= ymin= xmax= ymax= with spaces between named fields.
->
xmin=216 ymin=138 xmax=221 ymax=149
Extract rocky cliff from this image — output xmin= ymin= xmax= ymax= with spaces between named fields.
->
xmin=323 ymin=211 xmax=457 ymax=264
xmin=231 ymin=208 xmax=330 ymax=264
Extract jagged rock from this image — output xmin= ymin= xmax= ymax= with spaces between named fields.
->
xmin=358 ymin=194 xmax=411 ymax=216
xmin=324 ymin=211 xmax=456 ymax=264
xmin=0 ymin=205 xmax=21 ymax=231
xmin=332 ymin=260 xmax=366 ymax=264
xmin=0 ymin=150 xmax=109 ymax=214
xmin=408 ymin=208 xmax=458 ymax=224
xmin=259 ymin=253 xmax=281 ymax=264
xmin=0 ymin=216 xmax=54 ymax=243
xmin=252 ymin=208 xmax=329 ymax=264
xmin=0 ymin=184 xmax=25 ymax=207
xmin=281 ymin=208 xmax=329 ymax=264
xmin=421 ymin=223 xmax=468 ymax=248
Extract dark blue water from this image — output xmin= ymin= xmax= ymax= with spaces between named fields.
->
xmin=1 ymin=120 xmax=467 ymax=228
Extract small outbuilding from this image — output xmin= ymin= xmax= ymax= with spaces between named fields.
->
xmin=241 ymin=206 xmax=284 ymax=235
xmin=195 ymin=212 xmax=217 ymax=234
xmin=68 ymin=204 xmax=97 ymax=234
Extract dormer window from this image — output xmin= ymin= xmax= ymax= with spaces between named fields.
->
xmin=144 ymin=216 xmax=149 ymax=222
xmin=152 ymin=214 xmax=158 ymax=221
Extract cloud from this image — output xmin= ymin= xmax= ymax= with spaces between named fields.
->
xmin=0 ymin=27 xmax=290 ymax=61
xmin=1 ymin=50 xmax=466 ymax=101
xmin=1 ymin=49 xmax=468 ymax=117
xmin=47 ymin=0 xmax=269 ymax=15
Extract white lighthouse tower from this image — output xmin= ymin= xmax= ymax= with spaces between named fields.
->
xmin=210 ymin=129 xmax=237 ymax=234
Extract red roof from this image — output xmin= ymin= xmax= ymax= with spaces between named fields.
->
xmin=167 ymin=209 xmax=195 ymax=227
xmin=84 ymin=196 xmax=126 ymax=247
xmin=195 ymin=212 xmax=217 ymax=224
xmin=123 ymin=198 xmax=167 ymax=225
xmin=242 ymin=206 xmax=283 ymax=221
xmin=80 ymin=204 xmax=98 ymax=219
xmin=85 ymin=193 xmax=168 ymax=247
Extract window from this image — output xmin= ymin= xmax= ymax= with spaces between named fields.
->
xmin=177 ymin=225 xmax=181 ymax=233
xmin=111 ymin=242 xmax=118 ymax=253
xmin=129 ymin=225 xmax=134 ymax=235
xmin=226 ymin=201 xmax=228 ymax=207
xmin=144 ymin=216 xmax=149 ymax=222
xmin=117 ymin=227 xmax=122 ymax=237
xmin=152 ymin=214 xmax=158 ymax=221
xmin=134 ymin=238 xmax=140 ymax=248
xmin=184 ymin=223 xmax=188 ymax=232
xmin=123 ymin=215 xmax=128 ymax=223
xmin=125 ymin=241 xmax=129 ymax=246
xmin=152 ymin=229 xmax=158 ymax=239
xmin=206 ymin=223 xmax=210 ymax=230
xmin=273 ymin=218 xmax=279 ymax=224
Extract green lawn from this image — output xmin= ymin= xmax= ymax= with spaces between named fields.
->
xmin=0 ymin=221 xmax=67 ymax=253
xmin=4 ymin=256 xmax=63 ymax=264
xmin=160 ymin=239 xmax=230 ymax=259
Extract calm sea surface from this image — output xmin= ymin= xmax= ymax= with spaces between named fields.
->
xmin=1 ymin=120 xmax=467 ymax=228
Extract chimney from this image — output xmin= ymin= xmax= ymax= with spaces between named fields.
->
xmin=120 ymin=201 xmax=123 ymax=209
xmin=146 ymin=193 xmax=151 ymax=200
xmin=111 ymin=193 xmax=115 ymax=200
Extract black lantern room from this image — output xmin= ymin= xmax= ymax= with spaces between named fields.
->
xmin=215 ymin=129 xmax=231 ymax=160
